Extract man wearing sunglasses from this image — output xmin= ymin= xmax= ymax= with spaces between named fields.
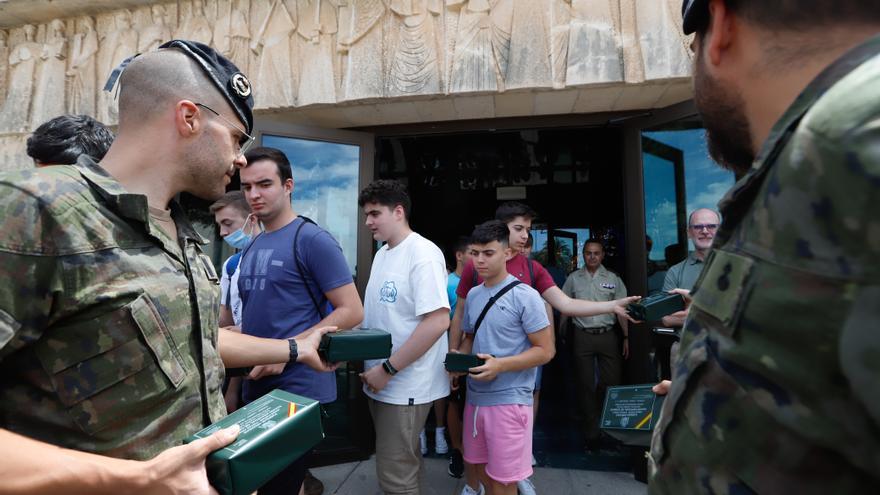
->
xmin=0 ymin=41 xmax=336 ymax=494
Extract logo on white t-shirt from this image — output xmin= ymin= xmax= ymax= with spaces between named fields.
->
xmin=379 ymin=281 xmax=398 ymax=303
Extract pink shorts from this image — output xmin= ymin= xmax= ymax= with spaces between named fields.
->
xmin=462 ymin=403 xmax=533 ymax=484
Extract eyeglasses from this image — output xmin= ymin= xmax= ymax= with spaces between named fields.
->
xmin=195 ymin=103 xmax=255 ymax=158
xmin=690 ymin=223 xmax=719 ymax=232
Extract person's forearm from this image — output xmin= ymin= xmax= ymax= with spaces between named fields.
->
xmin=388 ymin=309 xmax=449 ymax=371
xmin=448 ymin=301 xmax=466 ymax=351
xmin=300 ymin=285 xmax=364 ymax=338
xmin=618 ymin=315 xmax=629 ymax=336
xmin=494 ymin=342 xmax=554 ymax=372
xmin=0 ymin=429 xmax=145 ymax=495
xmin=218 ymin=328 xmax=289 ymax=368
xmin=543 ymin=286 xmax=616 ymax=317
xmin=459 ymin=334 xmax=475 ymax=355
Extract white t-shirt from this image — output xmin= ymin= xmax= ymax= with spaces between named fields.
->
xmin=219 ymin=254 xmax=243 ymax=327
xmin=363 ymin=232 xmax=451 ymax=405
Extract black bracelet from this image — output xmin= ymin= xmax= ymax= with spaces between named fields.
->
xmin=382 ymin=359 xmax=398 ymax=376
xmin=288 ymin=339 xmax=298 ymax=363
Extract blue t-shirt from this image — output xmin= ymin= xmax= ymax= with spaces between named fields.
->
xmin=447 ymin=271 xmax=460 ymax=318
xmin=238 ymin=217 xmax=353 ymax=404
xmin=462 ymin=274 xmax=550 ymax=406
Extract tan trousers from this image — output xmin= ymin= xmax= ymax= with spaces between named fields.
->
xmin=368 ymin=398 xmax=432 ymax=495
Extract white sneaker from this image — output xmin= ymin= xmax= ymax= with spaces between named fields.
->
xmin=461 ymin=483 xmax=485 ymax=495
xmin=517 ymin=478 xmax=537 ymax=495
xmin=435 ymin=427 xmax=449 ymax=455
xmin=419 ymin=429 xmax=428 ymax=456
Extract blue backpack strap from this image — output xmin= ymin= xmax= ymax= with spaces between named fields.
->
xmin=226 ymin=252 xmax=242 ymax=277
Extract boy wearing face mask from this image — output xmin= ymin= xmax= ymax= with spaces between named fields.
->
xmin=210 ymin=190 xmax=257 ymax=328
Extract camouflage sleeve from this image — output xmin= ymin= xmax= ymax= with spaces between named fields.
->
xmin=0 ymin=182 xmax=64 ymax=361
xmin=839 ymin=285 xmax=880 ymax=432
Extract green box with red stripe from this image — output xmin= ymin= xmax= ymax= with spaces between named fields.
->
xmin=186 ymin=389 xmax=324 ymax=495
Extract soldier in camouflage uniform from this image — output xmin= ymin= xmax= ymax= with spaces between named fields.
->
xmin=649 ymin=1 xmax=880 ymax=493
xmin=0 ymin=41 xmax=335 ymax=494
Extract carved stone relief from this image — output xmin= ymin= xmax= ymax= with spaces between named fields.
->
xmin=31 ymin=19 xmax=68 ymax=129
xmin=0 ymin=25 xmax=40 ymax=132
xmin=0 ymin=0 xmax=694 ymax=170
xmin=67 ymin=17 xmax=99 ymax=116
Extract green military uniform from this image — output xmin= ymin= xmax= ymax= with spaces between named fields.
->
xmin=649 ymin=36 xmax=880 ymax=493
xmin=561 ymin=264 xmax=627 ymax=442
xmin=0 ymin=157 xmax=226 ymax=460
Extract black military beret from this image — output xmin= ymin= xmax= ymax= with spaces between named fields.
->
xmin=682 ymin=0 xmax=709 ymax=35
xmin=158 ymin=40 xmax=254 ymax=134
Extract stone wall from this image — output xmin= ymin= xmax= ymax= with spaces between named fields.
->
xmin=0 ymin=0 xmax=692 ymax=170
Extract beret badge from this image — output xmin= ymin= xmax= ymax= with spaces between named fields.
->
xmin=231 ymin=73 xmax=252 ymax=98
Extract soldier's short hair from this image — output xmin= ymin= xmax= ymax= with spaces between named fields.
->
xmin=687 ymin=0 xmax=880 ymax=36
xmin=26 ymin=115 xmax=114 ymax=165
xmin=209 ymin=190 xmax=250 ymax=217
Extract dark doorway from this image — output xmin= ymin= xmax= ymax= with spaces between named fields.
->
xmin=376 ymin=126 xmax=631 ymax=470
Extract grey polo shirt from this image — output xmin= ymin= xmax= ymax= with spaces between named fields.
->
xmin=561 ymin=265 xmax=627 ymax=329
xmin=662 ymin=252 xmax=705 ymax=292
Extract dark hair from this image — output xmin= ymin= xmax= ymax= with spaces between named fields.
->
xmin=26 ymin=115 xmax=114 ymax=165
xmin=209 ymin=190 xmax=250 ymax=216
xmin=525 ymin=232 xmax=534 ymax=248
xmin=244 ymin=146 xmax=292 ymax=183
xmin=693 ymin=0 xmax=880 ymax=36
xmin=358 ymin=180 xmax=411 ymax=220
xmin=452 ymin=235 xmax=470 ymax=254
xmin=470 ymin=220 xmax=509 ymax=247
xmin=495 ymin=202 xmax=537 ymax=224
xmin=583 ymin=238 xmax=605 ymax=254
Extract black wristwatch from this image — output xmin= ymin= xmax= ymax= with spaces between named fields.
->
xmin=382 ymin=359 xmax=398 ymax=376
xmin=288 ymin=339 xmax=298 ymax=363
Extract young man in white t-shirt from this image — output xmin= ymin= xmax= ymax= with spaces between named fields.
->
xmin=358 ymin=180 xmax=451 ymax=494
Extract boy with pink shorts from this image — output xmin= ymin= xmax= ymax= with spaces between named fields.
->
xmin=455 ymin=220 xmax=554 ymax=495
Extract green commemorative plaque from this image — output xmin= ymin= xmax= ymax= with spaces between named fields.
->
xmin=626 ymin=292 xmax=685 ymax=322
xmin=186 ymin=389 xmax=324 ymax=495
xmin=444 ymin=353 xmax=486 ymax=373
xmin=600 ymin=384 xmax=665 ymax=447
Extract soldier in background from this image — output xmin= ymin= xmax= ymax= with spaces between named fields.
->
xmin=0 ymin=41 xmax=335 ymax=494
xmin=650 ymin=1 xmax=880 ymax=493
xmin=26 ymin=114 xmax=114 ymax=166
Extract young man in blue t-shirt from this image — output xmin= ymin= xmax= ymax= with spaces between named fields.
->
xmin=238 ymin=147 xmax=364 ymax=495
xmin=456 ymin=220 xmax=554 ymax=495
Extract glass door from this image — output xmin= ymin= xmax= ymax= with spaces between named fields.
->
xmin=253 ymin=120 xmax=375 ymax=466
xmin=641 ymin=135 xmax=687 ymax=295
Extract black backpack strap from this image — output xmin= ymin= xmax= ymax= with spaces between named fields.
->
xmin=473 ymin=280 xmax=521 ymax=333
xmin=292 ymin=216 xmax=326 ymax=319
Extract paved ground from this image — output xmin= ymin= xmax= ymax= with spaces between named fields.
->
xmin=312 ymin=456 xmax=647 ymax=495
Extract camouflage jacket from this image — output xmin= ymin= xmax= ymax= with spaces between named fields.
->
xmin=649 ymin=36 xmax=880 ymax=493
xmin=0 ymin=157 xmax=226 ymax=461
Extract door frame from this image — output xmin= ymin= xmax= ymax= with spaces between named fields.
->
xmin=253 ymin=118 xmax=376 ymax=295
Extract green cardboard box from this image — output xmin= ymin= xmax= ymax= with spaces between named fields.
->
xmin=599 ymin=384 xmax=665 ymax=447
xmin=444 ymin=353 xmax=485 ymax=373
xmin=627 ymin=292 xmax=685 ymax=322
xmin=186 ymin=389 xmax=324 ymax=495
xmin=318 ymin=328 xmax=392 ymax=362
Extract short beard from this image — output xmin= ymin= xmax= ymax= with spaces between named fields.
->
xmin=693 ymin=49 xmax=755 ymax=177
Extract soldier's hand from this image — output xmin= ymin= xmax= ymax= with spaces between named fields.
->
xmin=653 ymin=380 xmax=671 ymax=396
xmin=614 ymin=296 xmax=642 ymax=324
xmin=247 ymin=363 xmax=286 ymax=380
xmin=294 ymin=326 xmax=339 ymax=372
xmin=142 ymin=424 xmax=240 ymax=495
